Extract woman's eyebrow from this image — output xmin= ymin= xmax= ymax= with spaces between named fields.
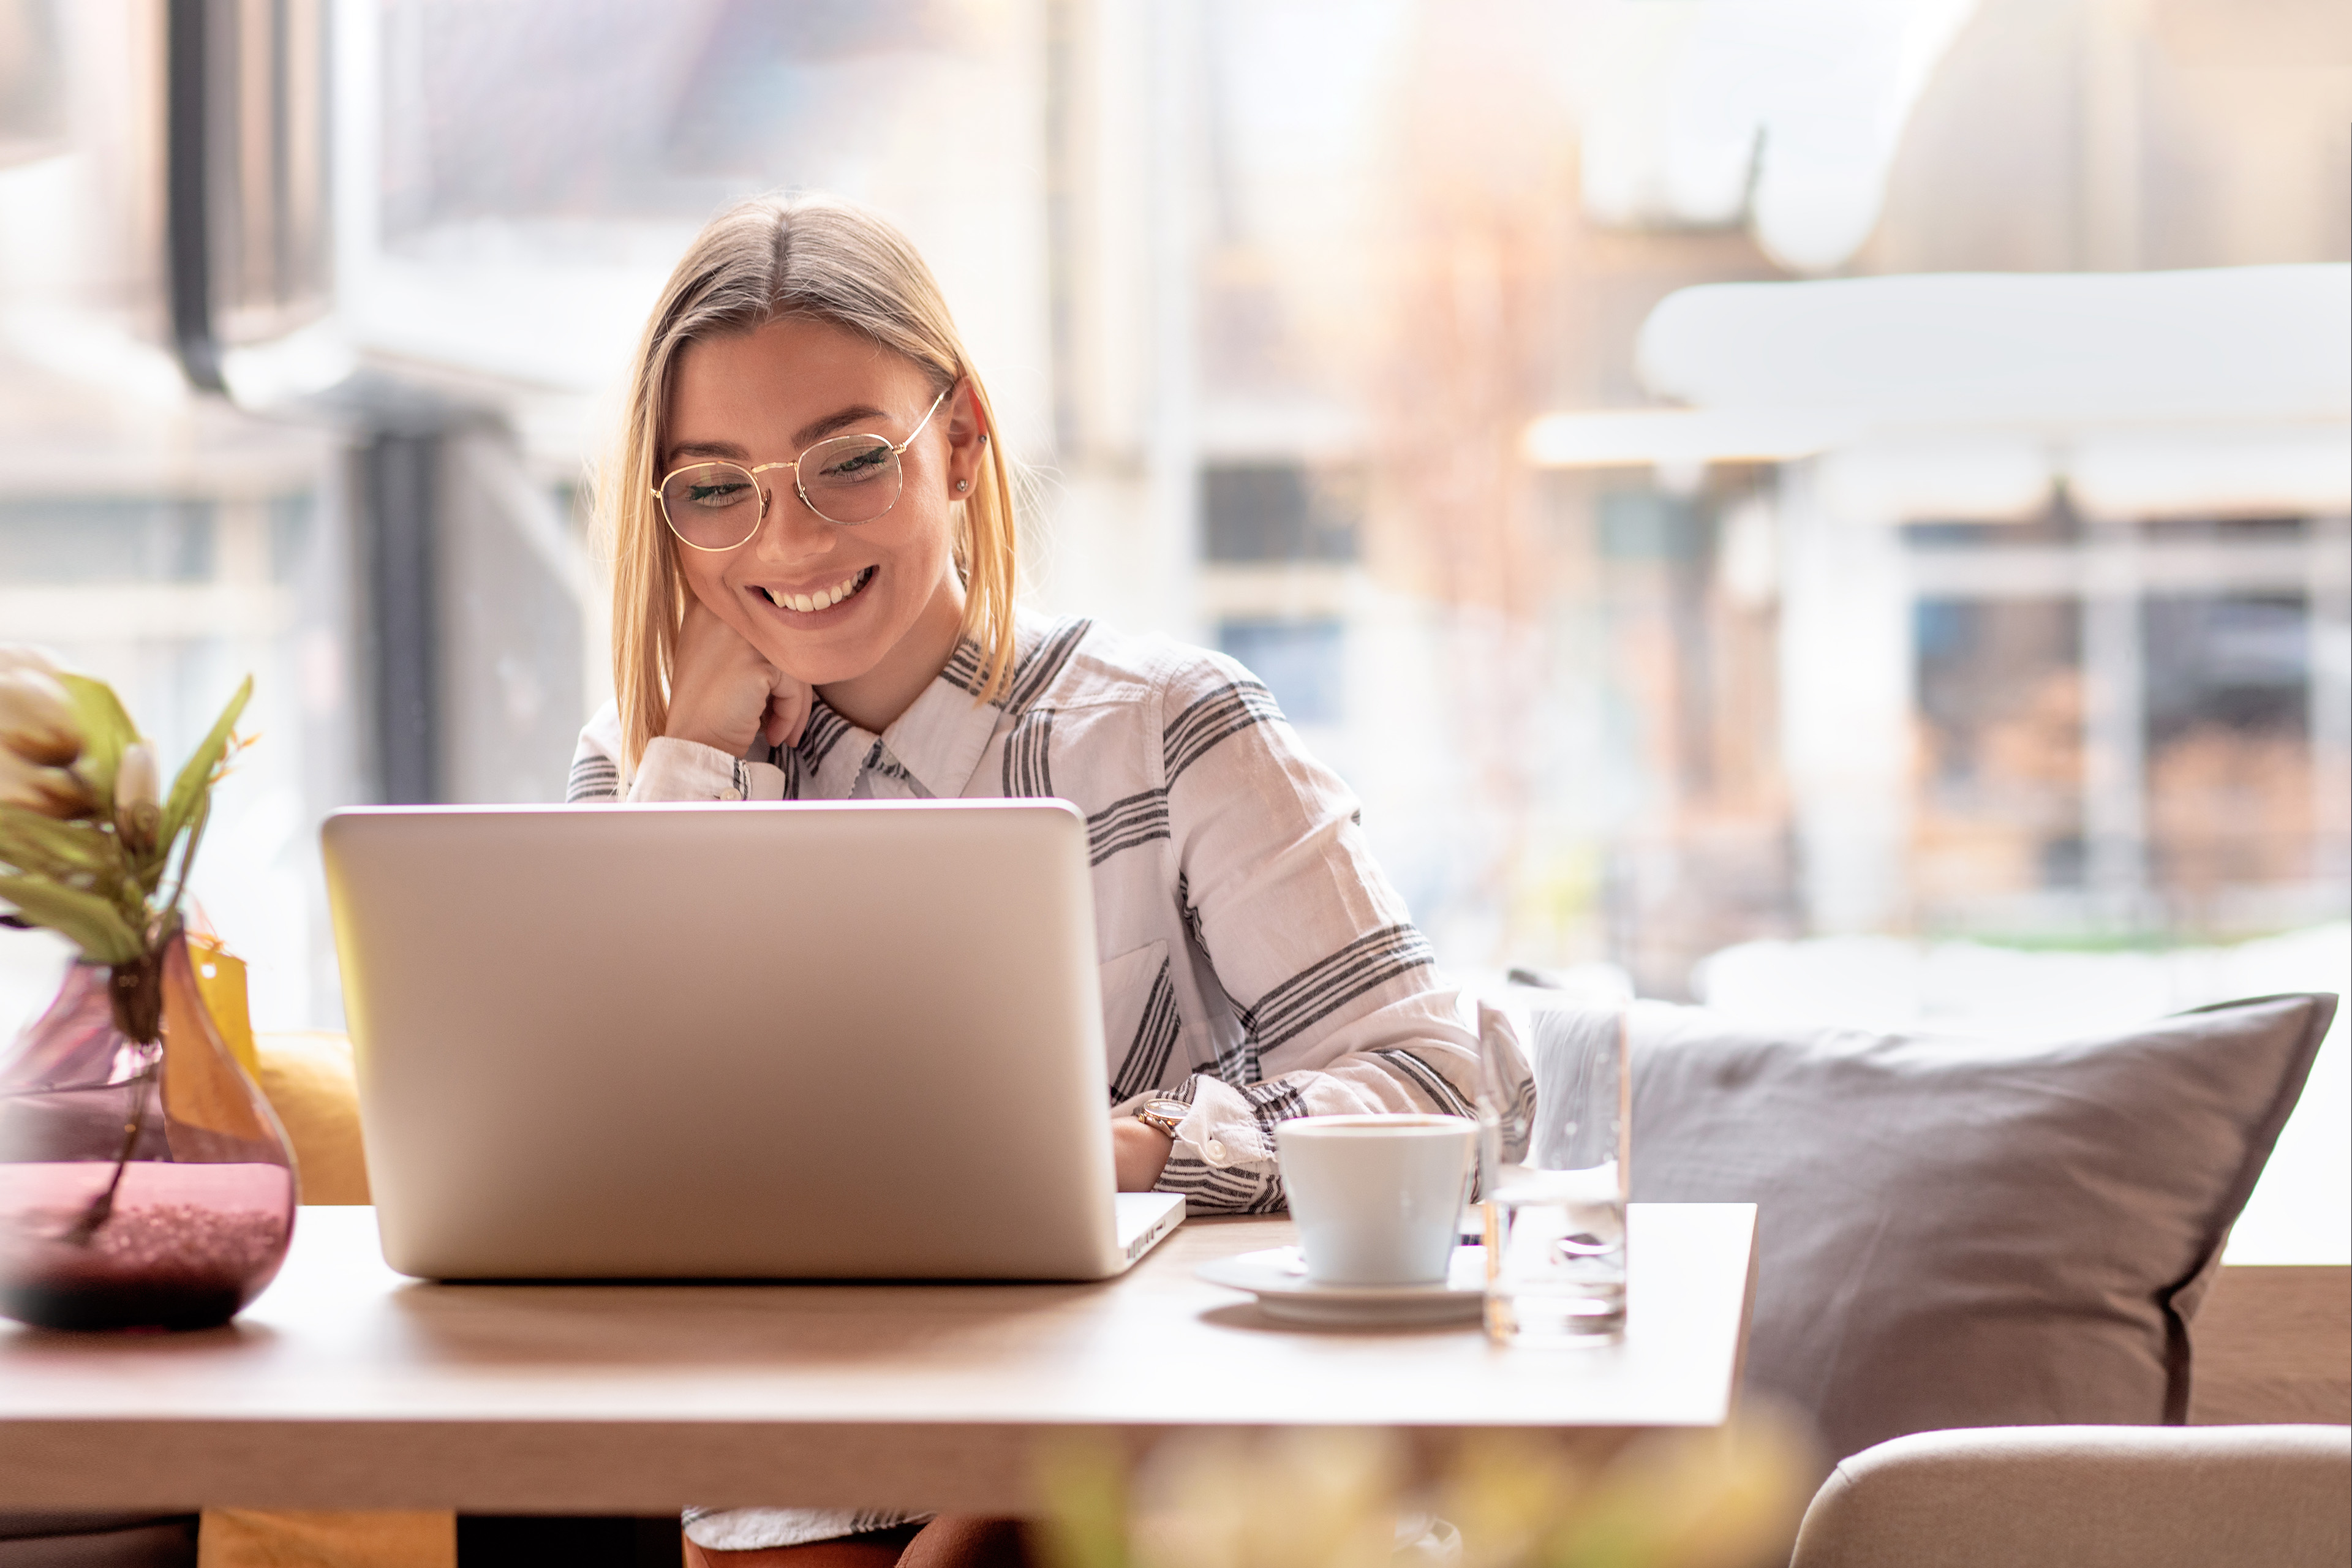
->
xmin=663 ymin=405 xmax=897 ymax=468
xmin=793 ymin=404 xmax=892 ymax=447
xmin=665 ymin=439 xmax=749 ymax=465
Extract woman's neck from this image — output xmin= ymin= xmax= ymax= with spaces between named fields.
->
xmin=816 ymin=574 xmax=968 ymax=735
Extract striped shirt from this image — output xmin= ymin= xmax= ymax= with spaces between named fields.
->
xmin=570 ymin=612 xmax=1529 ymax=1551
xmin=568 ymin=611 xmax=1517 ymax=1217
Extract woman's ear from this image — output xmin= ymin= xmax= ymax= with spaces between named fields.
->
xmin=942 ymin=380 xmax=987 ymax=497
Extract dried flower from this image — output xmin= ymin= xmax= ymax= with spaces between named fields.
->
xmin=0 ymin=669 xmax=84 ymax=768
xmin=0 ymin=745 xmax=98 ymax=818
xmin=0 ymin=644 xmax=62 ymax=678
xmin=0 ymin=671 xmax=248 ymax=967
xmin=115 ymin=741 xmax=162 ymax=853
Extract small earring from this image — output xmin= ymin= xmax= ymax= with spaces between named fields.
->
xmin=956 ymin=479 xmax=969 ymax=492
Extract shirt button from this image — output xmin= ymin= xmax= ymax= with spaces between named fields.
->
xmin=1204 ymin=1139 xmax=1227 ymax=1164
xmin=716 ymin=787 xmax=742 ymax=801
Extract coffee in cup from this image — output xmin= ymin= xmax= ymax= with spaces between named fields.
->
xmin=1275 ymin=1114 xmax=1477 ymax=1286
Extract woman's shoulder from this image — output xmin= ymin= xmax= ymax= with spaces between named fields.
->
xmin=565 ymin=700 xmax=627 ymax=802
xmin=575 ymin=698 xmax=625 ymax=760
xmin=1017 ymin=611 xmax=1259 ymax=714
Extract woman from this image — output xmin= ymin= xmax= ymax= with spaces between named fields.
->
xmin=568 ymin=193 xmax=1520 ymax=1567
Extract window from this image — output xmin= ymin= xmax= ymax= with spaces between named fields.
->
xmin=1218 ymin=617 xmax=1344 ymax=726
xmin=2 ymin=0 xmax=2342 ymax=1054
xmin=1202 ymin=464 xmax=1362 ymax=564
xmin=2146 ymin=592 xmax=2318 ymax=919
xmin=0 ymin=0 xmax=63 ymax=160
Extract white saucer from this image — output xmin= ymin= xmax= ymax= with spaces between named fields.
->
xmin=1195 ymin=1245 xmax=1487 ymax=1327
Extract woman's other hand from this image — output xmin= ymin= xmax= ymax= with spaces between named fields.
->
xmin=668 ymin=598 xmax=814 ymax=754
xmin=1110 ymin=1117 xmax=1172 ymax=1191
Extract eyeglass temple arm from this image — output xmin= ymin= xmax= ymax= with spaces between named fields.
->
xmin=894 ymin=385 xmax=954 ymax=453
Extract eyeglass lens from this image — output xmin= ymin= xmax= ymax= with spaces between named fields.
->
xmin=658 ymin=432 xmax=907 ymax=548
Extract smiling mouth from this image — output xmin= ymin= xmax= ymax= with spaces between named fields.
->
xmin=757 ymin=565 xmax=876 ymax=614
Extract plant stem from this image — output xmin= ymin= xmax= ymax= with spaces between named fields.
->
xmin=162 ymin=792 xmax=210 ymax=924
xmin=106 ymin=943 xmax=165 ymax=1044
xmin=62 ymin=1052 xmax=154 ymax=1246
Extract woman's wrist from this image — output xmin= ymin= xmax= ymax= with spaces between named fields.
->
xmin=661 ymin=685 xmax=760 ymax=756
xmin=662 ymin=717 xmax=745 ymax=756
xmin=1110 ymin=1116 xmax=1174 ymax=1191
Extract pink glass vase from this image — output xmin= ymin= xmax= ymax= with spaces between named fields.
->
xmin=0 ymin=934 xmax=297 ymax=1330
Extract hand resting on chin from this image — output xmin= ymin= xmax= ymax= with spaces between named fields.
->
xmin=667 ymin=598 xmax=815 ymax=755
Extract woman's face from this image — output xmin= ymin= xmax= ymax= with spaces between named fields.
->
xmin=660 ymin=314 xmax=983 ymax=692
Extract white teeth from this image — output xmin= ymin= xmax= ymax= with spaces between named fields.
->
xmin=769 ymin=568 xmax=867 ymax=614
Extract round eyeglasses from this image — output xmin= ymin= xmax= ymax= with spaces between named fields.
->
xmin=652 ymin=386 xmax=951 ymax=551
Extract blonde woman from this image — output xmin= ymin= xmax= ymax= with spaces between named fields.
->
xmin=568 ymin=193 xmax=1521 ymax=1567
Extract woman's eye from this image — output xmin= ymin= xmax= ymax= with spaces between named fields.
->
xmin=686 ymin=481 xmax=750 ymax=507
xmin=820 ymin=445 xmax=892 ymax=481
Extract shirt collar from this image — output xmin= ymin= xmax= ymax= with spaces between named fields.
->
xmin=788 ymin=629 xmax=1019 ymax=801
xmin=875 ymin=651 xmax=1002 ymax=797
xmin=790 ymin=698 xmax=872 ymax=798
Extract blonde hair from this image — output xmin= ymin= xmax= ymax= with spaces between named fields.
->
xmin=601 ymin=192 xmax=1019 ymax=772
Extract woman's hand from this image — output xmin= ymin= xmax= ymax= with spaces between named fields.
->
xmin=666 ymin=598 xmax=813 ymax=755
xmin=1110 ymin=1117 xmax=1173 ymax=1191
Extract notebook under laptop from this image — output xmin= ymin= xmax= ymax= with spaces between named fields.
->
xmin=322 ymin=799 xmax=1185 ymax=1281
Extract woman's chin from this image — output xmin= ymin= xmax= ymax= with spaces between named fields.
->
xmin=729 ymin=559 xmax=961 ymax=717
xmin=737 ymin=604 xmax=896 ymax=691
xmin=762 ymin=630 xmax=895 ymax=694
xmin=775 ymin=650 xmax=882 ymax=694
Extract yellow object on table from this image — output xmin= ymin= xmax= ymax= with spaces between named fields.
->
xmin=252 ymin=1031 xmax=372 ymax=1205
xmin=197 ymin=1509 xmax=453 ymax=1568
xmin=187 ymin=936 xmax=258 ymax=1078
xmin=184 ymin=927 xmax=371 ymax=1206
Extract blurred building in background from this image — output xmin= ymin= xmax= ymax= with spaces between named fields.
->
xmin=0 ymin=0 xmax=2346 ymax=1030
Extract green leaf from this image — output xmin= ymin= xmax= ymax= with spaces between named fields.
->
xmin=0 ymin=805 xmax=119 ymax=882
xmin=53 ymin=673 xmax=137 ymax=802
xmin=0 ymin=872 xmax=144 ymax=964
xmin=157 ymin=675 xmax=252 ymax=861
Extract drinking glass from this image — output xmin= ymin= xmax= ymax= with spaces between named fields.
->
xmin=1477 ymin=1001 xmax=1629 ymax=1346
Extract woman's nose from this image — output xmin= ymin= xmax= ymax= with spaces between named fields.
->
xmin=752 ymin=478 xmax=831 ymax=550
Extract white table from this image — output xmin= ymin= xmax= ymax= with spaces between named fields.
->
xmin=0 ymin=1203 xmax=1758 ymax=1515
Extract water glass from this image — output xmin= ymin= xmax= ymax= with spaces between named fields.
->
xmin=1477 ymin=1001 xmax=1629 ymax=1345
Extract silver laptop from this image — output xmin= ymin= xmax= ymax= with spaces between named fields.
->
xmin=322 ymin=799 xmax=1185 ymax=1281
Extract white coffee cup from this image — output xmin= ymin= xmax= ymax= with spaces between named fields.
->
xmin=1275 ymin=1114 xmax=1477 ymax=1286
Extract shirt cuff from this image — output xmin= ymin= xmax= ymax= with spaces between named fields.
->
xmin=628 ymin=737 xmax=788 ymax=802
xmin=1148 ymin=1074 xmax=1286 ymax=1214
xmin=1169 ymin=1074 xmax=1279 ymax=1173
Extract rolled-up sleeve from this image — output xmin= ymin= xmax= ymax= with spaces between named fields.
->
xmin=1145 ymin=657 xmax=1528 ymax=1213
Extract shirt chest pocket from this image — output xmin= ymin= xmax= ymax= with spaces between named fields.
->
xmin=1096 ymin=938 xmax=1177 ymax=1104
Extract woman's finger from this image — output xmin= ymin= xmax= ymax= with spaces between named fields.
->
xmin=670 ymin=599 xmax=785 ymax=755
xmin=764 ymin=665 xmax=813 ymax=749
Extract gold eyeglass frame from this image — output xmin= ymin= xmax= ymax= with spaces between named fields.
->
xmin=651 ymin=386 xmax=952 ymax=552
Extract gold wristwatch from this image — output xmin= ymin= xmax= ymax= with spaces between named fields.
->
xmin=1133 ymin=1096 xmax=1189 ymax=1139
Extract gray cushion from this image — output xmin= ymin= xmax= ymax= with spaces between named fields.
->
xmin=1533 ymin=992 xmax=2336 ymax=1461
